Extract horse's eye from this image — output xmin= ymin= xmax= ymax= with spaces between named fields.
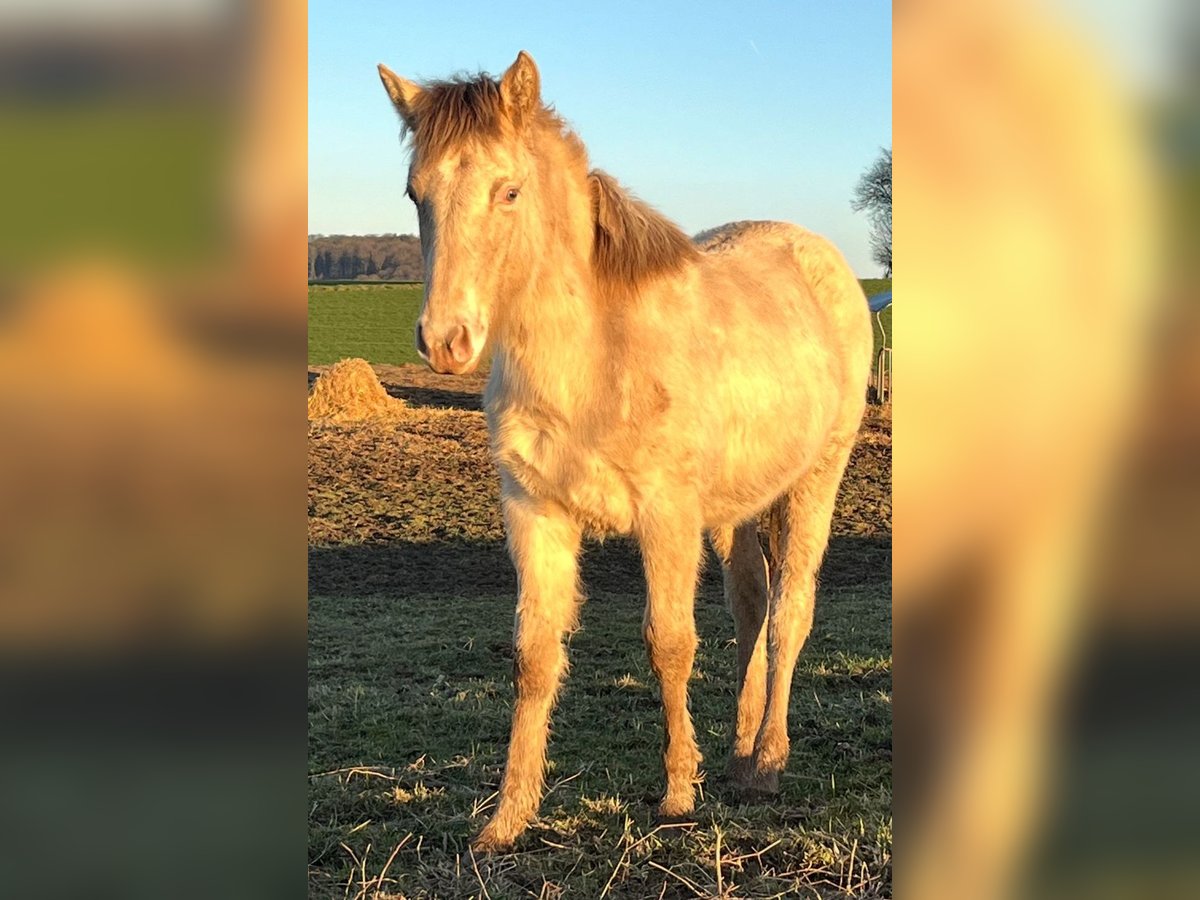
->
xmin=406 ymin=185 xmax=417 ymax=203
xmin=505 ymin=188 xmax=520 ymax=203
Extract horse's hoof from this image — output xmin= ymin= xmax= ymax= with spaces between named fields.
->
xmin=744 ymin=768 xmax=781 ymax=797
xmin=470 ymin=829 xmax=516 ymax=854
xmin=725 ymin=755 xmax=755 ymax=790
xmin=655 ymin=810 xmax=699 ymax=829
xmin=655 ymin=796 xmax=697 ymax=825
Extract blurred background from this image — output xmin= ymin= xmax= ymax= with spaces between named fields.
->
xmin=895 ymin=0 xmax=1198 ymax=898
xmin=0 ymin=1 xmax=305 ymax=897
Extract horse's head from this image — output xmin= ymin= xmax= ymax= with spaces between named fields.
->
xmin=378 ymin=52 xmax=547 ymax=375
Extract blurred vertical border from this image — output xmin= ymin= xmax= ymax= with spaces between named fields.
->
xmin=895 ymin=1 xmax=1199 ymax=898
xmin=0 ymin=1 xmax=306 ymax=897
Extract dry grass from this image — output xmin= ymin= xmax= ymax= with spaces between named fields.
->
xmin=308 ymin=358 xmax=408 ymax=424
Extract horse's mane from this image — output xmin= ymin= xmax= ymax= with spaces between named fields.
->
xmin=588 ymin=170 xmax=699 ymax=289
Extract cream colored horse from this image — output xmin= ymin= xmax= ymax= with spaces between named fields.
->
xmin=379 ymin=51 xmax=873 ymax=852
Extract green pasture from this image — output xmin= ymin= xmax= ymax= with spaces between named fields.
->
xmin=308 ymin=283 xmax=426 ymax=366
xmin=309 ymin=574 xmax=892 ymax=898
xmin=308 ymin=279 xmax=893 ymax=367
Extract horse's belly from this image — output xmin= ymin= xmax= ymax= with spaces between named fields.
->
xmin=702 ymin=449 xmax=817 ymax=528
xmin=701 ymin=400 xmax=832 ymax=527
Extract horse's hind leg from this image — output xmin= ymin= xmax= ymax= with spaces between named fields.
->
xmin=710 ymin=522 xmax=770 ymax=787
xmin=751 ymin=435 xmax=857 ymax=793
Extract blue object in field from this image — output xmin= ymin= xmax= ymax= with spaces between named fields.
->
xmin=867 ymin=291 xmax=892 ymax=313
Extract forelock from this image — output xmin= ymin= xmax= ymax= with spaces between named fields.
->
xmin=405 ymin=74 xmax=507 ymax=161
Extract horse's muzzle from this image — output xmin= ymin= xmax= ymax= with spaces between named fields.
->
xmin=416 ymin=321 xmax=480 ymax=375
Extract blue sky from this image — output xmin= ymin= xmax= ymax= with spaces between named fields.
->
xmin=309 ymin=1 xmax=891 ymax=276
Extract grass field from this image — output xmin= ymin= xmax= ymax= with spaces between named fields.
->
xmin=309 ymin=284 xmax=426 ymax=366
xmin=308 ymin=367 xmax=892 ymax=897
xmin=308 ymin=278 xmax=892 ymax=367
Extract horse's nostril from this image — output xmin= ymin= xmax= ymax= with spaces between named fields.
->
xmin=415 ymin=322 xmax=429 ymax=358
xmin=446 ymin=324 xmax=473 ymax=364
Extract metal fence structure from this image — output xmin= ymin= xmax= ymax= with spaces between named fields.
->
xmin=867 ymin=291 xmax=892 ymax=404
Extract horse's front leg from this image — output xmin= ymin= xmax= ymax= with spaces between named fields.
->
xmin=639 ymin=504 xmax=704 ymax=818
xmin=473 ymin=482 xmax=582 ymax=853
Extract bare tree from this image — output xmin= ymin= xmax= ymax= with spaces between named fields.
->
xmin=852 ymin=147 xmax=891 ymax=277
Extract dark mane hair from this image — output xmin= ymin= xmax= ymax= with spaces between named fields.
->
xmin=588 ymin=171 xmax=699 ymax=288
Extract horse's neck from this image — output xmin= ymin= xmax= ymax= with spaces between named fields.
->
xmin=493 ymin=264 xmax=603 ymax=417
xmin=491 ymin=140 xmax=630 ymax=417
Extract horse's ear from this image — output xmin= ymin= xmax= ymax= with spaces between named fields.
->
xmin=588 ymin=171 xmax=625 ymax=241
xmin=378 ymin=64 xmax=422 ymax=129
xmin=500 ymin=51 xmax=541 ymax=123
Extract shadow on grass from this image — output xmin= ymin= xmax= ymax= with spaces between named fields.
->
xmin=307 ymin=533 xmax=891 ymax=602
xmin=308 ymin=532 xmax=892 ymax=898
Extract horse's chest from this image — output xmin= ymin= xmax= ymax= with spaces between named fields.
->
xmin=490 ymin=413 xmax=637 ymax=536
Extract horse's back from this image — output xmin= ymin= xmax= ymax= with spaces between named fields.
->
xmin=694 ymin=220 xmax=872 ymax=415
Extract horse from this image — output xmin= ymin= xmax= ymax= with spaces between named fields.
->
xmin=378 ymin=50 xmax=873 ymax=852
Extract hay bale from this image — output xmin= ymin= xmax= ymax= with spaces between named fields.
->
xmin=307 ymin=358 xmax=407 ymax=423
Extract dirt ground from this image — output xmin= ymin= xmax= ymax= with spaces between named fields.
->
xmin=308 ymin=363 xmax=891 ymax=576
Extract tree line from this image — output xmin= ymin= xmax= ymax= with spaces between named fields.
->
xmin=308 ymin=234 xmax=424 ymax=281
